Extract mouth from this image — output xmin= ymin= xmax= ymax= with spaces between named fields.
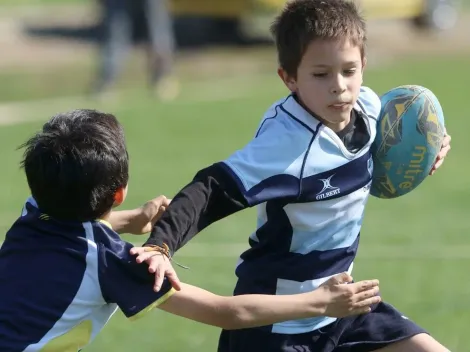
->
xmin=328 ymin=102 xmax=351 ymax=110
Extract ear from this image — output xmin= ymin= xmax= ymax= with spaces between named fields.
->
xmin=277 ymin=67 xmax=297 ymax=93
xmin=113 ymin=185 xmax=128 ymax=207
xmin=360 ymin=57 xmax=367 ymax=84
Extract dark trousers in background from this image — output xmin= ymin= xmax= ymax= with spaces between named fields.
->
xmin=94 ymin=0 xmax=175 ymax=93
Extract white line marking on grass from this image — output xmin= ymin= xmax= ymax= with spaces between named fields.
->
xmin=1 ymin=239 xmax=468 ymax=260
xmin=0 ymin=96 xmax=89 ymax=126
xmin=0 ymin=74 xmax=271 ymax=127
xmin=125 ymin=241 xmax=470 ymax=260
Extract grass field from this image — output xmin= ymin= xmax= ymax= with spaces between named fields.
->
xmin=0 ymin=0 xmax=469 ymax=345
xmin=0 ymin=50 xmax=468 ymax=351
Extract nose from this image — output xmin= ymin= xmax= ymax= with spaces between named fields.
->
xmin=330 ymin=74 xmax=347 ymax=94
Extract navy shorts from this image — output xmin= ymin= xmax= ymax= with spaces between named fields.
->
xmin=217 ymin=302 xmax=427 ymax=352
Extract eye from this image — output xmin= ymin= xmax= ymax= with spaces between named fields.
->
xmin=312 ymin=73 xmax=327 ymax=78
xmin=344 ymin=69 xmax=357 ymax=76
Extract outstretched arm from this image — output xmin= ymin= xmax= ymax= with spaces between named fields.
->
xmin=130 ymin=164 xmax=248 ymax=291
xmin=158 ymin=274 xmax=381 ymax=330
xmin=143 ymin=163 xmax=248 ymax=254
xmin=132 ymin=126 xmax=312 ymax=291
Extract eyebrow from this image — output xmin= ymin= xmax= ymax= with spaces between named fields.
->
xmin=312 ymin=61 xmax=360 ymax=68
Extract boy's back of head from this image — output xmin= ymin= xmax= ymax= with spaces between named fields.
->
xmin=270 ymin=0 xmax=366 ymax=77
xmin=20 ymin=109 xmax=129 ymax=222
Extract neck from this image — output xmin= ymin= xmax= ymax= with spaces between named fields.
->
xmin=100 ymin=210 xmax=111 ymax=222
xmin=325 ymin=119 xmax=350 ymax=133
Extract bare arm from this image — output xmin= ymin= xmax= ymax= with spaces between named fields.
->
xmin=158 ymin=275 xmax=381 ymax=330
xmin=158 ymin=283 xmax=324 ymax=330
xmin=107 ymin=196 xmax=170 ymax=234
xmin=108 ymin=209 xmax=141 ymax=234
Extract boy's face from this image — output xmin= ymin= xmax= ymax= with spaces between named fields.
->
xmin=279 ymin=39 xmax=365 ymax=132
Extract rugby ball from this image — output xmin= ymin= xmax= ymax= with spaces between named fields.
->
xmin=370 ymin=85 xmax=446 ymax=199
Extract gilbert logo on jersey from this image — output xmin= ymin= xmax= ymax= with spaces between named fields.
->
xmin=316 ymin=174 xmax=341 ymax=200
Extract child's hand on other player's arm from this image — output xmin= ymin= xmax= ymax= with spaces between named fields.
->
xmin=315 ymin=272 xmax=381 ymax=318
xmin=430 ymin=128 xmax=451 ymax=175
xmin=130 ymin=245 xmax=182 ymax=291
xmin=109 ymin=196 xmax=171 ymax=235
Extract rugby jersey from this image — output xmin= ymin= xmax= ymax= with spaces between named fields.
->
xmin=0 ymin=197 xmax=175 ymax=351
xmin=145 ymin=86 xmax=381 ymax=334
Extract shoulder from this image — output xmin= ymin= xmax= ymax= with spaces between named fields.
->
xmin=91 ymin=221 xmax=134 ymax=262
xmin=255 ymin=96 xmax=315 ymax=141
xmin=356 ymin=86 xmax=381 ymax=119
xmin=225 ymin=96 xmax=312 ymax=172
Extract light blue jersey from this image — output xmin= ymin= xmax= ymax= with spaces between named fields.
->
xmin=221 ymin=87 xmax=381 ymax=334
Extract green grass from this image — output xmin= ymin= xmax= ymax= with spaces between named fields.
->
xmin=0 ymin=54 xmax=469 ymax=351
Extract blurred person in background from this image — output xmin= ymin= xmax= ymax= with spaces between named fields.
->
xmin=92 ymin=0 xmax=179 ymax=100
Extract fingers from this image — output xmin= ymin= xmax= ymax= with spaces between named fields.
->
xmin=324 ymin=272 xmax=353 ymax=285
xmin=129 ymin=246 xmax=181 ymax=292
xmin=355 ymin=292 xmax=381 ymax=308
xmin=143 ymin=195 xmax=169 ymax=218
xmin=350 ymin=306 xmax=372 ymax=315
xmin=149 ymin=257 xmax=182 ymax=292
xmin=148 ymin=197 xmax=172 ymax=225
xmin=350 ymin=295 xmax=381 ymax=317
xmin=150 ymin=196 xmax=171 ymax=214
xmin=151 ymin=195 xmax=169 ymax=207
xmin=153 ymin=264 xmax=166 ymax=292
xmin=442 ymin=132 xmax=451 ymax=147
xmin=429 ymin=148 xmax=449 ymax=175
xmin=354 ymin=285 xmax=380 ymax=303
xmin=148 ymin=253 xmax=167 ymax=273
xmin=165 ymin=268 xmax=182 ymax=291
xmin=348 ymin=282 xmax=381 ymax=315
xmin=429 ymin=132 xmax=451 ymax=175
xmin=134 ymin=250 xmax=161 ymax=264
xmin=129 ymin=246 xmax=147 ymax=256
xmin=340 ymin=286 xmax=381 ymax=316
xmin=431 ymin=158 xmax=445 ymax=173
xmin=129 ymin=247 xmax=167 ymax=261
xmin=350 ymin=279 xmax=379 ymax=293
xmin=437 ymin=145 xmax=451 ymax=160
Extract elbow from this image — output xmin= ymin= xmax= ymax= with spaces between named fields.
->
xmin=217 ymin=310 xmax=254 ymax=330
xmin=219 ymin=321 xmax=244 ymax=331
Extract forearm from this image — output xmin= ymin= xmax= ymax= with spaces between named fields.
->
xmin=107 ymin=209 xmax=141 ymax=234
xmin=144 ymin=163 xmax=248 ymax=253
xmin=215 ymin=292 xmax=326 ymax=330
xmin=159 ymin=283 xmax=326 ymax=330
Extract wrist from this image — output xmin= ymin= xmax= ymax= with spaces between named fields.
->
xmin=302 ymin=287 xmax=328 ymax=317
xmin=125 ymin=208 xmax=146 ymax=233
xmin=108 ymin=208 xmax=141 ymax=234
xmin=143 ymin=238 xmax=173 ymax=254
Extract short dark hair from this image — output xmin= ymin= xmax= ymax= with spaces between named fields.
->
xmin=270 ymin=0 xmax=367 ymax=77
xmin=19 ymin=109 xmax=129 ymax=222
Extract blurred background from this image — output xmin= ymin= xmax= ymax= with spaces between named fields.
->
xmin=0 ymin=0 xmax=469 ymax=350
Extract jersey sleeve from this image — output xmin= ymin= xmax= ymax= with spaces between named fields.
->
xmin=98 ymin=238 xmax=175 ymax=320
xmin=144 ymin=163 xmax=248 ymax=253
xmin=220 ymin=120 xmax=311 ymax=206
